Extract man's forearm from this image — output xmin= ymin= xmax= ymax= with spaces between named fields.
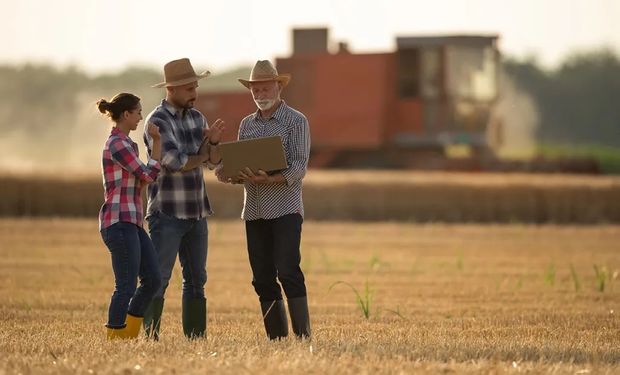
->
xmin=180 ymin=154 xmax=208 ymax=171
xmin=267 ymin=173 xmax=286 ymax=184
xmin=208 ymin=145 xmax=221 ymax=164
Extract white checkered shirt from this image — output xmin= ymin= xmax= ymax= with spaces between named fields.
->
xmin=238 ymin=101 xmax=311 ymax=221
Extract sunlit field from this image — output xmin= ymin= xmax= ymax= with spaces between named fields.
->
xmin=2 ymin=170 xmax=620 ymax=223
xmin=1 ymin=219 xmax=619 ymax=374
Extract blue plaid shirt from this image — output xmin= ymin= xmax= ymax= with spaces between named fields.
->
xmin=143 ymin=99 xmax=215 ymax=219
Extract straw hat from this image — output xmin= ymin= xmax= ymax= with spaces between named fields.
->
xmin=152 ymin=58 xmax=210 ymax=88
xmin=238 ymin=60 xmax=291 ymax=89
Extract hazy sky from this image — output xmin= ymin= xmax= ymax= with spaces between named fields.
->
xmin=3 ymin=0 xmax=619 ymax=74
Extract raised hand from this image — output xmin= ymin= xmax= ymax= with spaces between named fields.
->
xmin=147 ymin=123 xmax=161 ymax=140
xmin=207 ymin=119 xmax=225 ymax=144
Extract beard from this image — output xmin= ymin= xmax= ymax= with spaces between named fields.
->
xmin=254 ymin=99 xmax=276 ymax=111
xmin=182 ymin=99 xmax=195 ymax=109
xmin=171 ymin=97 xmax=195 ymax=109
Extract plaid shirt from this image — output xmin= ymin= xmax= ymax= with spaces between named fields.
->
xmin=143 ymin=100 xmax=216 ymax=219
xmin=99 ymin=127 xmax=161 ymax=230
xmin=239 ymin=101 xmax=311 ymax=221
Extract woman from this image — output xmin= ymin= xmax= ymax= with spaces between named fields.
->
xmin=97 ymin=93 xmax=162 ymax=339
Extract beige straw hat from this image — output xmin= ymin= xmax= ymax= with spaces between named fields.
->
xmin=238 ymin=60 xmax=291 ymax=89
xmin=152 ymin=58 xmax=210 ymax=88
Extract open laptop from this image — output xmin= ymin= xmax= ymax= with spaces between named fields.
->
xmin=217 ymin=135 xmax=288 ymax=179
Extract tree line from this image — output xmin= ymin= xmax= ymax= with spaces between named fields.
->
xmin=503 ymin=49 xmax=620 ymax=148
xmin=0 ymin=50 xmax=618 ymax=172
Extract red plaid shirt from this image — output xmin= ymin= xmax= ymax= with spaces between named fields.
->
xmin=99 ymin=127 xmax=161 ymax=230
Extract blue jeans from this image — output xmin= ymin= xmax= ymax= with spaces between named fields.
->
xmin=101 ymin=222 xmax=162 ymax=328
xmin=147 ymin=211 xmax=208 ymax=299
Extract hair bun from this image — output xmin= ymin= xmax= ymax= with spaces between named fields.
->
xmin=97 ymin=99 xmax=111 ymax=114
xmin=96 ymin=93 xmax=140 ymax=122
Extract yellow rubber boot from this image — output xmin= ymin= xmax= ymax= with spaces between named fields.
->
xmin=124 ymin=314 xmax=144 ymax=339
xmin=106 ymin=326 xmax=128 ymax=340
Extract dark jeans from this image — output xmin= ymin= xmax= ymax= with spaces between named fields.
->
xmin=101 ymin=222 xmax=162 ymax=328
xmin=147 ymin=211 xmax=208 ymax=299
xmin=245 ymin=213 xmax=306 ymax=302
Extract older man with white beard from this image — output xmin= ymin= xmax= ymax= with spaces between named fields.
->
xmin=217 ymin=60 xmax=311 ymax=340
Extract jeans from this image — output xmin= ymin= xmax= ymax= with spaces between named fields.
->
xmin=245 ymin=213 xmax=307 ymax=302
xmin=147 ymin=211 xmax=208 ymax=299
xmin=101 ymin=222 xmax=162 ymax=328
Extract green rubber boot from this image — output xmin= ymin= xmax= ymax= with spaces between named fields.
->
xmin=260 ymin=299 xmax=289 ymax=340
xmin=182 ymin=297 xmax=207 ymax=339
xmin=143 ymin=297 xmax=164 ymax=340
xmin=288 ymin=296 xmax=311 ymax=339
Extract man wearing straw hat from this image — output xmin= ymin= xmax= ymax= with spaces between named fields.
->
xmin=142 ymin=58 xmax=225 ymax=339
xmin=217 ymin=60 xmax=311 ymax=340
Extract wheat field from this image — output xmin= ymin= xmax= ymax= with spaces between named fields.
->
xmin=1 ymin=218 xmax=619 ymax=374
xmin=2 ymin=170 xmax=620 ymax=223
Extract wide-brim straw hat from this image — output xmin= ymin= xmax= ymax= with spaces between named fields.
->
xmin=238 ymin=60 xmax=291 ymax=89
xmin=152 ymin=58 xmax=210 ymax=88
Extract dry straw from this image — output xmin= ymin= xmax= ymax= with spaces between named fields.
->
xmin=1 ymin=170 xmax=619 ymax=223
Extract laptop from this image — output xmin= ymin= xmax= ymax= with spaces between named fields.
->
xmin=217 ymin=135 xmax=288 ymax=179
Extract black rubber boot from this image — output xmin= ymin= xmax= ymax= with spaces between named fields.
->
xmin=260 ymin=299 xmax=289 ymax=340
xmin=182 ymin=297 xmax=207 ymax=339
xmin=143 ymin=297 xmax=164 ymax=340
xmin=287 ymin=296 xmax=311 ymax=339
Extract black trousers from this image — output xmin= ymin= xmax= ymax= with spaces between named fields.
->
xmin=245 ymin=213 xmax=306 ymax=302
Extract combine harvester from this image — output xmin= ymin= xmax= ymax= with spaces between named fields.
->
xmin=197 ymin=28 xmax=598 ymax=173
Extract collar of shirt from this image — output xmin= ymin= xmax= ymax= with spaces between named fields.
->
xmin=110 ymin=126 xmax=139 ymax=153
xmin=162 ymin=99 xmax=186 ymax=119
xmin=252 ymin=100 xmax=288 ymax=122
xmin=110 ymin=126 xmax=132 ymax=142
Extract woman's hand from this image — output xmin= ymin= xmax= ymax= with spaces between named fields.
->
xmin=147 ymin=123 xmax=161 ymax=140
xmin=147 ymin=123 xmax=162 ymax=162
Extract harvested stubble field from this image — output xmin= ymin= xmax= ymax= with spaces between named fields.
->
xmin=1 ymin=170 xmax=619 ymax=223
xmin=1 ymin=219 xmax=619 ymax=374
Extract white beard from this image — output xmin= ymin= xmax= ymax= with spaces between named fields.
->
xmin=255 ymin=99 xmax=276 ymax=111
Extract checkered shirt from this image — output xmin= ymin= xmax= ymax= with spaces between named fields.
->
xmin=238 ymin=101 xmax=311 ymax=221
xmin=99 ymin=127 xmax=161 ymax=230
xmin=143 ymin=99 xmax=217 ymax=219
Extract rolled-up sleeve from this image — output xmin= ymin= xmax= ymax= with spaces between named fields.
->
xmin=148 ymin=115 xmax=188 ymax=172
xmin=109 ymin=138 xmax=160 ymax=183
xmin=281 ymin=117 xmax=311 ymax=186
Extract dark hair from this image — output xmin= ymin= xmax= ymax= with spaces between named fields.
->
xmin=96 ymin=93 xmax=140 ymax=122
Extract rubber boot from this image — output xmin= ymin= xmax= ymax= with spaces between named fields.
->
xmin=260 ymin=299 xmax=289 ymax=340
xmin=143 ymin=297 xmax=164 ymax=340
xmin=106 ymin=325 xmax=127 ymax=340
xmin=182 ymin=297 xmax=207 ymax=339
xmin=287 ymin=296 xmax=311 ymax=339
xmin=124 ymin=314 xmax=143 ymax=339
